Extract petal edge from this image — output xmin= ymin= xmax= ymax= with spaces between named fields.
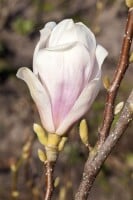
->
xmin=56 ymin=78 xmax=101 ymax=135
xmin=17 ymin=67 xmax=55 ymax=133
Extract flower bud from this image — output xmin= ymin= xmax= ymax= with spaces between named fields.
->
xmin=33 ymin=123 xmax=47 ymax=146
xmin=79 ymin=119 xmax=89 ymax=146
xmin=103 ymin=75 xmax=110 ymax=90
xmin=54 ymin=177 xmax=60 ymax=187
xmin=114 ymin=102 xmax=124 ymax=115
xmin=11 ymin=191 xmax=19 ymax=198
xmin=129 ymin=102 xmax=133 ymax=112
xmin=58 ymin=137 xmax=68 ymax=151
xmin=17 ymin=19 xmax=108 ymax=136
xmin=125 ymin=0 xmax=133 ymax=8
xmin=38 ymin=149 xmax=47 ymax=162
xmin=129 ymin=52 xmax=133 ymax=63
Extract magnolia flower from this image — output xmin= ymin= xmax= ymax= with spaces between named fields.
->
xmin=17 ymin=19 xmax=108 ymax=135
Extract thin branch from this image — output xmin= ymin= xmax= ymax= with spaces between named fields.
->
xmin=75 ymin=89 xmax=133 ymax=200
xmin=99 ymin=8 xmax=133 ymax=145
xmin=23 ymin=135 xmax=35 ymax=186
xmin=11 ymin=135 xmax=35 ymax=199
xmin=44 ymin=161 xmax=55 ymax=200
xmin=74 ymin=7 xmax=133 ymax=200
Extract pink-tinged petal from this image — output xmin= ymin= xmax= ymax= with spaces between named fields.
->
xmin=96 ymin=45 xmax=108 ymax=69
xmin=35 ymin=43 xmax=91 ymax=129
xmin=16 ymin=67 xmax=55 ymax=133
xmin=56 ymin=78 xmax=101 ymax=135
xmin=75 ymin=22 xmax=96 ymax=54
xmin=48 ymin=19 xmax=76 ymax=47
xmin=33 ymin=22 xmax=56 ymax=75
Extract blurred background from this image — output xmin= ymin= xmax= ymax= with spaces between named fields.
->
xmin=0 ymin=0 xmax=133 ymax=199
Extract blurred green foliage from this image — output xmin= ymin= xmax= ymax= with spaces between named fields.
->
xmin=93 ymin=100 xmax=104 ymax=111
xmin=90 ymin=100 xmax=105 ymax=128
xmin=12 ymin=18 xmax=35 ymax=35
xmin=32 ymin=0 xmax=55 ymax=12
xmin=98 ymin=171 xmax=111 ymax=193
xmin=126 ymin=153 xmax=133 ymax=168
xmin=43 ymin=3 xmax=55 ymax=12
xmin=0 ymin=43 xmax=7 ymax=57
xmin=0 ymin=60 xmax=9 ymax=71
xmin=64 ymin=143 xmax=84 ymax=165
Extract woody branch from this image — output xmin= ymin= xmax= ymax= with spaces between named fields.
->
xmin=75 ymin=89 xmax=133 ymax=200
xmin=75 ymin=7 xmax=133 ymax=200
xmin=99 ymin=7 xmax=133 ymax=145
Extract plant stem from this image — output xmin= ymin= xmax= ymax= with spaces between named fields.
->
xmin=44 ymin=161 xmax=55 ymax=200
xmin=75 ymin=89 xmax=133 ymax=200
xmin=99 ymin=8 xmax=133 ymax=145
xmin=75 ymin=7 xmax=133 ymax=200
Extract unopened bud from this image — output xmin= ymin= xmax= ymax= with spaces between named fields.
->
xmin=10 ymin=163 xmax=17 ymax=172
xmin=129 ymin=52 xmax=133 ymax=63
xmin=22 ymin=152 xmax=29 ymax=159
xmin=22 ymin=141 xmax=31 ymax=159
xmin=58 ymin=137 xmax=68 ymax=151
xmin=32 ymin=187 xmax=40 ymax=196
xmin=11 ymin=191 xmax=19 ymax=198
xmin=114 ymin=102 xmax=124 ymax=115
xmin=103 ymin=76 xmax=110 ymax=90
xmin=54 ymin=177 xmax=60 ymax=187
xmin=38 ymin=149 xmax=47 ymax=162
xmin=79 ymin=119 xmax=89 ymax=147
xmin=125 ymin=0 xmax=133 ymax=8
xmin=96 ymin=1 xmax=104 ymax=11
xmin=33 ymin=123 xmax=47 ymax=146
xmin=129 ymin=102 xmax=133 ymax=112
xmin=23 ymin=141 xmax=31 ymax=153
xmin=59 ymin=187 xmax=66 ymax=200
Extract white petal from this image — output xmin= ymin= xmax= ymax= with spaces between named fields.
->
xmin=35 ymin=43 xmax=91 ymax=129
xmin=96 ymin=45 xmax=108 ymax=68
xmin=45 ymin=41 xmax=78 ymax=51
xmin=89 ymin=45 xmax=108 ymax=81
xmin=16 ymin=67 xmax=55 ymax=133
xmin=45 ymin=21 xmax=56 ymax=30
xmin=75 ymin=22 xmax=96 ymax=54
xmin=56 ymin=78 xmax=101 ymax=135
xmin=33 ymin=22 xmax=56 ymax=75
xmin=48 ymin=19 xmax=76 ymax=47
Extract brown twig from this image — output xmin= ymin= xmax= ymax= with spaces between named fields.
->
xmin=75 ymin=89 xmax=133 ymax=200
xmin=99 ymin=8 xmax=133 ymax=145
xmin=44 ymin=161 xmax=55 ymax=200
xmin=74 ymin=7 xmax=133 ymax=200
xmin=10 ymin=135 xmax=35 ymax=199
xmin=23 ymin=135 xmax=35 ymax=184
